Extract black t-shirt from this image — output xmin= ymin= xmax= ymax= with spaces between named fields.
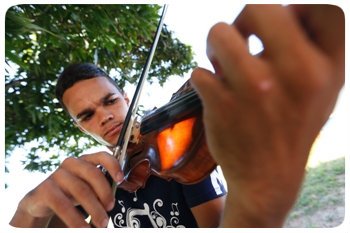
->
xmin=78 ymin=167 xmax=227 ymax=228
xmin=109 ymin=167 xmax=227 ymax=228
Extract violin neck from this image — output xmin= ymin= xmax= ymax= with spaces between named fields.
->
xmin=140 ymin=89 xmax=202 ymax=135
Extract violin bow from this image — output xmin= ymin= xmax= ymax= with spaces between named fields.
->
xmin=111 ymin=4 xmax=168 ymax=196
xmin=87 ymin=5 xmax=168 ymax=227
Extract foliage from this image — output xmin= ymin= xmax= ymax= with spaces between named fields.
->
xmin=5 ymin=4 xmax=197 ymax=172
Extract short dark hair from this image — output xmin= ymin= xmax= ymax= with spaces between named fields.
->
xmin=55 ymin=63 xmax=123 ymax=112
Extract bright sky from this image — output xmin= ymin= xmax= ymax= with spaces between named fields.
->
xmin=128 ymin=3 xmax=246 ymax=109
xmin=1 ymin=1 xmax=349 ymax=230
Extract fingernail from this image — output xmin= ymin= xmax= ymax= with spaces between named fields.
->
xmin=107 ymin=199 xmax=115 ymax=211
xmin=101 ymin=218 xmax=109 ymax=228
xmin=116 ymin=171 xmax=124 ymax=182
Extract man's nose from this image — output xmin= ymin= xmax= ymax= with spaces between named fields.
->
xmin=98 ymin=108 xmax=114 ymax=126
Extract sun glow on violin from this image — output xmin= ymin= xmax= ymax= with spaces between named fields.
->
xmin=157 ymin=118 xmax=195 ymax=170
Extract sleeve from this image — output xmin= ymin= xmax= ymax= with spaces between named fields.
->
xmin=181 ymin=166 xmax=227 ymax=208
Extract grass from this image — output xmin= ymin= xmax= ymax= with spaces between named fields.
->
xmin=285 ymin=157 xmax=345 ymax=227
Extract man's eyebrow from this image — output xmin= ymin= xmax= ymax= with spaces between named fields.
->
xmin=76 ymin=108 xmax=93 ymax=120
xmin=102 ymin=93 xmax=116 ymax=102
xmin=76 ymin=93 xmax=117 ymax=120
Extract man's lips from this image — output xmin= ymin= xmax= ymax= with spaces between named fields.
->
xmin=104 ymin=123 xmax=123 ymax=138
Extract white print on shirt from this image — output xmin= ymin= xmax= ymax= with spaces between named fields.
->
xmin=113 ymin=197 xmax=185 ymax=228
xmin=210 ymin=166 xmax=227 ymax=195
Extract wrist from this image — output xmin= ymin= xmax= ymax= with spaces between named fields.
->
xmin=220 ymin=183 xmax=292 ymax=227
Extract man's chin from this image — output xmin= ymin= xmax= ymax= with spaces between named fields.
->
xmin=105 ymin=138 xmax=118 ymax=147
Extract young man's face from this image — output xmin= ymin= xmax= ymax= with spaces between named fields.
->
xmin=62 ymin=76 xmax=129 ymax=147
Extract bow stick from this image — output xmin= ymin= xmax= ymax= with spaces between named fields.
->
xmin=111 ymin=4 xmax=168 ymax=196
xmin=88 ymin=5 xmax=168 ymax=227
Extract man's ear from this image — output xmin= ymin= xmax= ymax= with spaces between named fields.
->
xmin=123 ymin=92 xmax=130 ymax=106
xmin=73 ymin=121 xmax=88 ymax=134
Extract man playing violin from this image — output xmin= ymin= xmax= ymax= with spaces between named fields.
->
xmin=9 ymin=62 xmax=227 ymax=228
xmin=10 ymin=4 xmax=345 ymax=228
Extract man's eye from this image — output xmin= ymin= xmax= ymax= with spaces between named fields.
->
xmin=82 ymin=113 xmax=93 ymax=122
xmin=106 ymin=98 xmax=117 ymax=105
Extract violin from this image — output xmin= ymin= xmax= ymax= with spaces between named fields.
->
xmin=115 ymin=80 xmax=217 ymax=193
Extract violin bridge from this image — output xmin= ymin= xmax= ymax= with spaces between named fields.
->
xmin=129 ymin=119 xmax=141 ymax=144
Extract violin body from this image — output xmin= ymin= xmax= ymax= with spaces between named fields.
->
xmin=117 ymin=81 xmax=217 ymax=192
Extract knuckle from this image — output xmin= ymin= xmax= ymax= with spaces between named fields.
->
xmin=208 ymin=22 xmax=230 ymax=42
xmin=80 ymin=151 xmax=111 ymax=162
xmin=48 ymin=169 xmax=62 ymax=182
xmin=40 ymin=178 xmax=55 ymax=191
xmin=190 ymin=67 xmax=201 ymax=77
xmin=85 ymin=166 xmax=102 ymax=179
xmin=44 ymin=186 xmax=73 ymax=215
xmin=285 ymin=49 xmax=333 ymax=99
xmin=93 ymin=151 xmax=109 ymax=157
xmin=79 ymin=152 xmax=95 ymax=159
xmin=75 ymin=182 xmax=92 ymax=195
xmin=61 ymin=156 xmax=76 ymax=167
xmin=191 ymin=67 xmax=212 ymax=82
xmin=50 ymin=166 xmax=69 ymax=182
xmin=245 ymin=61 xmax=275 ymax=100
xmin=300 ymin=57 xmax=332 ymax=94
xmin=54 ymin=196 xmax=73 ymax=214
xmin=28 ymin=179 xmax=55 ymax=206
xmin=103 ymin=156 xmax=120 ymax=170
xmin=101 ymin=188 xmax=114 ymax=204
